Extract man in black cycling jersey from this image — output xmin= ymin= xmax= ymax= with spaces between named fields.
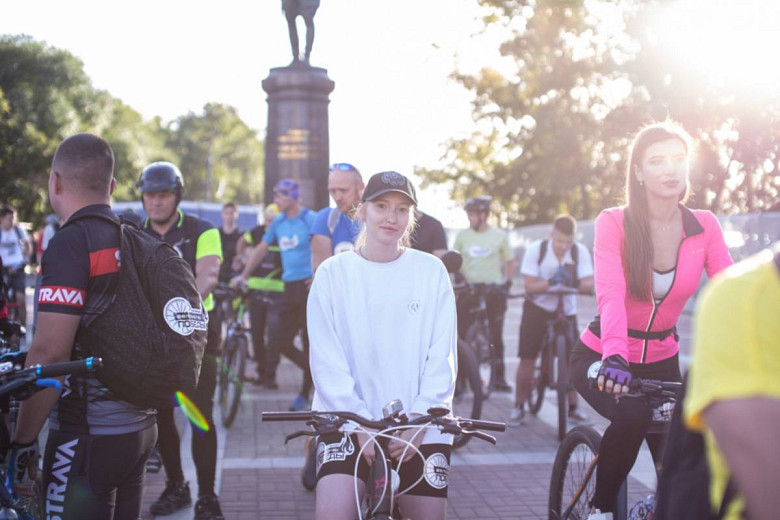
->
xmin=411 ymin=210 xmax=448 ymax=258
xmin=13 ymin=133 xmax=158 ymax=519
xmin=137 ymin=162 xmax=225 ymax=520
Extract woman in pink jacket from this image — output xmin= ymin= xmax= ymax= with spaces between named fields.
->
xmin=569 ymin=121 xmax=733 ymax=519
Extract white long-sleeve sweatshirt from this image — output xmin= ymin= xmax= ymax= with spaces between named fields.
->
xmin=307 ymin=248 xmax=457 ymax=444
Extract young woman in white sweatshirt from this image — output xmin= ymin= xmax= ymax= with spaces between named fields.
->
xmin=307 ymin=171 xmax=458 ymax=520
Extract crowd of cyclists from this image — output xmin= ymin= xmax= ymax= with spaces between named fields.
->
xmin=0 ymin=119 xmax=775 ymax=520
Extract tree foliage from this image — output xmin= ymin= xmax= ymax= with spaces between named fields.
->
xmin=0 ymin=35 xmax=265 ymax=225
xmin=417 ymin=0 xmax=780 ymax=225
xmin=164 ymin=103 xmax=264 ymax=205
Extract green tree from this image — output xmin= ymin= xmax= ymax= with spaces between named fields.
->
xmin=418 ymin=1 xmax=780 ymax=225
xmin=164 ymin=103 xmax=264 ymax=205
xmin=0 ymin=35 xmax=167 ymax=222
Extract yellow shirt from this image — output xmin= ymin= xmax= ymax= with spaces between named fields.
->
xmin=685 ymin=248 xmax=780 ymax=519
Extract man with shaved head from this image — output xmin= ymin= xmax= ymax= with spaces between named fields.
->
xmin=13 ymin=133 xmax=158 ymax=519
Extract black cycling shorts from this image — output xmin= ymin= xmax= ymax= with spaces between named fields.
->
xmin=517 ymin=300 xmax=578 ymax=359
xmin=42 ymin=424 xmax=157 ymax=520
xmin=315 ymin=431 xmax=451 ymax=498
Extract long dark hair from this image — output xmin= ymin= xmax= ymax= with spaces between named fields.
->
xmin=623 ymin=121 xmax=692 ymax=301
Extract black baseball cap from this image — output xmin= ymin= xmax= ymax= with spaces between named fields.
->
xmin=361 ymin=171 xmax=417 ymax=204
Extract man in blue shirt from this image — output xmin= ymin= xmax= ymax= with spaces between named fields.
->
xmin=234 ymin=179 xmax=315 ymax=410
xmin=310 ymin=163 xmax=364 ymax=273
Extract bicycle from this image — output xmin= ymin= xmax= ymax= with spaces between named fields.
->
xmin=263 ymin=401 xmax=505 ymax=520
xmin=213 ymin=284 xmax=261 ymax=428
xmin=454 ymin=280 xmax=504 ymax=400
xmin=0 ymin=343 xmax=101 ymax=520
xmin=548 ymin=376 xmax=682 ymax=520
xmin=523 ymin=287 xmax=581 ymax=441
xmin=451 ymin=338 xmax=483 ymax=449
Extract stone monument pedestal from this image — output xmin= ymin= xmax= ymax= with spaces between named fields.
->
xmin=262 ymin=65 xmax=335 ymax=210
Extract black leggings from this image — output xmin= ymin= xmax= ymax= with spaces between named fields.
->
xmin=157 ymin=310 xmax=221 ymax=496
xmin=569 ymin=342 xmax=681 ymax=514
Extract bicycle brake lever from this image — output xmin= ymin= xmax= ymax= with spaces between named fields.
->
xmin=469 ymin=431 xmax=497 ymax=445
xmin=285 ymin=430 xmax=316 ymax=444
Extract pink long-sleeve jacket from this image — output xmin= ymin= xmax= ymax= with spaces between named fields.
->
xmin=579 ymin=205 xmax=733 ymax=364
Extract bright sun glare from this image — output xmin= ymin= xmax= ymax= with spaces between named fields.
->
xmin=658 ymin=0 xmax=780 ymax=96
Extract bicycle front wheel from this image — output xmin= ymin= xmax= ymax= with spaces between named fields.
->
xmin=555 ymin=334 xmax=569 ymax=441
xmin=549 ymin=425 xmax=602 ymax=520
xmin=453 ymin=339 xmax=484 ymax=449
xmin=220 ymin=334 xmax=247 ymax=428
xmin=527 ymin=349 xmax=547 ymax=415
xmin=465 ymin=321 xmax=493 ymax=400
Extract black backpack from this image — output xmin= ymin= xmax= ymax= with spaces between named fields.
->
xmin=72 ymin=214 xmax=206 ymax=409
xmin=654 ymin=374 xmax=736 ymax=520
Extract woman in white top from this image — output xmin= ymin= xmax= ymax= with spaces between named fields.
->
xmin=307 ymin=171 xmax=457 ymax=520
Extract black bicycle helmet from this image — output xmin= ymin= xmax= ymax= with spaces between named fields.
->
xmin=464 ymin=196 xmax=492 ymax=213
xmin=137 ymin=162 xmax=184 ymax=203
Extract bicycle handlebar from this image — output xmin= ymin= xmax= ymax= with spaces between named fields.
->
xmin=0 ymin=357 xmax=102 ymax=400
xmin=262 ymin=407 xmax=506 ymax=445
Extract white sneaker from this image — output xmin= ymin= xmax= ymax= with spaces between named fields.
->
xmin=587 ymin=509 xmax=613 ymax=520
xmin=507 ymin=405 xmax=525 ymax=427
xmin=568 ymin=407 xmax=592 ymax=425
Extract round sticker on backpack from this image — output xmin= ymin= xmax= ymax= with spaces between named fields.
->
xmin=163 ymin=297 xmax=208 ymax=336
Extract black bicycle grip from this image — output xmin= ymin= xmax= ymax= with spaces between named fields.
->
xmin=35 ymin=357 xmax=102 ymax=378
xmin=262 ymin=411 xmax=317 ymax=422
xmin=459 ymin=418 xmax=506 ymax=432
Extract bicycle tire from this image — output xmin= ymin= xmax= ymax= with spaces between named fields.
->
xmin=217 ymin=335 xmax=233 ymax=421
xmin=555 ymin=333 xmax=569 ymax=441
xmin=221 ymin=334 xmax=247 ymax=428
xmin=527 ymin=347 xmax=547 ymax=415
xmin=465 ymin=321 xmax=493 ymax=400
xmin=452 ymin=339 xmax=484 ymax=449
xmin=549 ymin=425 xmax=602 ymax=520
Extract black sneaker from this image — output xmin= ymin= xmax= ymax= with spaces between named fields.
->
xmin=194 ymin=493 xmax=225 ymax=520
xmin=150 ymin=480 xmax=191 ymax=515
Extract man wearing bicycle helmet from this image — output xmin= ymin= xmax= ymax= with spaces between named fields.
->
xmin=509 ymin=214 xmax=594 ymax=426
xmin=137 ymin=162 xmax=225 ymax=520
xmin=453 ymin=196 xmax=516 ymax=392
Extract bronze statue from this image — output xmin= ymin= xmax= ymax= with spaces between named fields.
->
xmin=282 ymin=0 xmax=320 ymax=65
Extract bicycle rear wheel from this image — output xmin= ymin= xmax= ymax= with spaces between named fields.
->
xmin=465 ymin=321 xmax=493 ymax=400
xmin=527 ymin=349 xmax=547 ymax=415
xmin=453 ymin=339 xmax=484 ymax=449
xmin=555 ymin=334 xmax=569 ymax=441
xmin=220 ymin=334 xmax=247 ymax=428
xmin=549 ymin=425 xmax=602 ymax=520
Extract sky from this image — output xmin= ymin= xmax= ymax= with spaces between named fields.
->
xmin=2 ymin=0 xmax=509 ymax=226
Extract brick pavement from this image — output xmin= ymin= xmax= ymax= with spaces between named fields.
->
xmin=142 ymin=293 xmax=692 ymax=519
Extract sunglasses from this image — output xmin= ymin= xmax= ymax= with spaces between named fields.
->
xmin=331 ymin=163 xmax=358 ymax=172
xmin=273 ymin=189 xmax=291 ymax=198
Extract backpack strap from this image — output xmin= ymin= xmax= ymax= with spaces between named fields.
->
xmin=13 ymin=225 xmax=23 ymax=242
xmin=538 ymin=238 xmax=580 ymax=269
xmin=537 ymin=239 xmax=548 ymax=266
xmin=327 ymin=207 xmax=340 ymax=236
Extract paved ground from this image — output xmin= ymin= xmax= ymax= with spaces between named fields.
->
xmin=137 ymin=291 xmax=694 ymax=520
